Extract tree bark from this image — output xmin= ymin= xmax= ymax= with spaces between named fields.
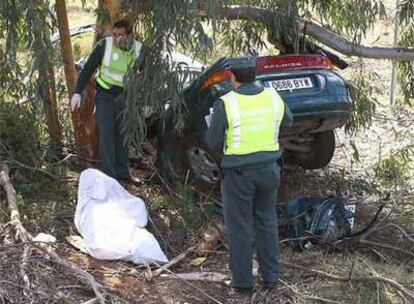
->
xmin=54 ymin=0 xmax=81 ymax=147
xmin=54 ymin=0 xmax=99 ymax=162
xmin=33 ymin=0 xmax=62 ymax=154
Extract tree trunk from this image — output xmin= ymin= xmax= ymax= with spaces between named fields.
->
xmin=54 ymin=0 xmax=81 ymax=146
xmin=38 ymin=65 xmax=62 ymax=153
xmin=54 ymin=0 xmax=99 ymax=161
xmin=33 ymin=1 xmax=62 ymax=154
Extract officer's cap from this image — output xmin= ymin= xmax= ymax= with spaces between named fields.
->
xmin=229 ymin=56 xmax=256 ymax=70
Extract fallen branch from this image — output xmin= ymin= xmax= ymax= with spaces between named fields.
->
xmin=359 ymin=239 xmax=414 ymax=258
xmin=281 ymin=260 xmax=414 ymax=302
xmin=160 ymin=271 xmax=229 ymax=282
xmin=0 ymin=160 xmax=105 ymax=304
xmin=376 ymin=223 xmax=414 ymax=243
xmin=10 ymin=159 xmax=60 ymax=180
xmin=81 ymin=298 xmax=99 ymax=304
xmin=145 ymin=245 xmax=198 ymax=280
xmin=20 ymin=246 xmax=31 ymax=291
xmin=278 ymin=279 xmax=342 ymax=304
xmin=161 ymin=268 xmax=224 ymax=304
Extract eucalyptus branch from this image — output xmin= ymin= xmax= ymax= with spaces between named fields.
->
xmin=193 ymin=4 xmax=414 ymax=61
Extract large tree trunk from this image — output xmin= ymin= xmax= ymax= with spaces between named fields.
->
xmin=54 ymin=0 xmax=80 ymax=146
xmin=54 ymin=0 xmax=99 ymax=161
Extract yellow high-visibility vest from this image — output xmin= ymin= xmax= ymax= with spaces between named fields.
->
xmin=222 ymin=88 xmax=285 ymax=155
xmin=96 ymin=37 xmax=141 ymax=89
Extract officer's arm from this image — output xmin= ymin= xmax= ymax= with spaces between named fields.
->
xmin=204 ymin=99 xmax=227 ymax=154
xmin=74 ymin=40 xmax=105 ymax=94
xmin=281 ymin=103 xmax=293 ymax=128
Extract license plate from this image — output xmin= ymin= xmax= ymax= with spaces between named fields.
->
xmin=267 ymin=77 xmax=313 ymax=91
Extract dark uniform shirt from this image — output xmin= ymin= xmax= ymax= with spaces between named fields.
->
xmin=204 ymin=81 xmax=293 ymax=169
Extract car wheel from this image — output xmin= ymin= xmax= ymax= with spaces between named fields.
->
xmin=156 ymin=125 xmax=221 ymax=185
xmin=293 ymin=130 xmax=336 ymax=169
xmin=186 ymin=146 xmax=221 ymax=184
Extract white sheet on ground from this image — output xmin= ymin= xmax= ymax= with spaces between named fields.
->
xmin=74 ymin=168 xmax=168 ymax=264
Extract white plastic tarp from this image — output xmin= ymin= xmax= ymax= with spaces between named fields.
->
xmin=74 ymin=169 xmax=168 ymax=264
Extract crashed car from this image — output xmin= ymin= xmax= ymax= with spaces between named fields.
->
xmin=158 ymin=54 xmax=353 ymax=184
xmin=53 ymin=25 xmax=352 ymax=183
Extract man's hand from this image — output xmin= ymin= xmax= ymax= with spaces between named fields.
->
xmin=71 ymin=93 xmax=82 ymax=111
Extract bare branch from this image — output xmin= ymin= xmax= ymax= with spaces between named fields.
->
xmin=359 ymin=239 xmax=414 ymax=258
xmin=281 ymin=260 xmax=414 ymax=302
xmin=0 ymin=160 xmax=105 ymax=304
xmin=376 ymin=223 xmax=414 ymax=243
xmin=145 ymin=245 xmax=198 ymax=280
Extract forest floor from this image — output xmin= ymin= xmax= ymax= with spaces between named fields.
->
xmin=0 ymin=1 xmax=413 ymax=304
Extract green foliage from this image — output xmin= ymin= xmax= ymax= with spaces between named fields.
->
xmin=303 ymin=0 xmax=386 ymax=43
xmin=397 ymin=27 xmax=414 ymax=106
xmin=119 ymin=0 xmax=393 ymax=150
xmin=152 ymin=183 xmax=215 ymax=233
xmin=345 ymin=64 xmax=382 ymax=135
xmin=373 ymin=145 xmax=414 ymax=189
xmin=0 ymin=102 xmax=43 ymax=167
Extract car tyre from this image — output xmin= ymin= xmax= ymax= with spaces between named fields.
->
xmin=294 ymin=130 xmax=335 ymax=169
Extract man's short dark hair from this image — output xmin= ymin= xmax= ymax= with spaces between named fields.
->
xmin=231 ymin=67 xmax=256 ymax=84
xmin=114 ymin=19 xmax=132 ymax=35
xmin=229 ymin=57 xmax=256 ymax=84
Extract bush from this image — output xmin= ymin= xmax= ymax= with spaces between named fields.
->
xmin=0 ymin=101 xmax=43 ymax=169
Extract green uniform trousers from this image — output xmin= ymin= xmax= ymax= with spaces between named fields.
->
xmin=221 ymin=162 xmax=280 ymax=289
xmin=94 ymin=88 xmax=129 ymax=179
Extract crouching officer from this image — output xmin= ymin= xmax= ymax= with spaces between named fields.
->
xmin=71 ymin=19 xmax=141 ymax=183
xmin=204 ymin=57 xmax=292 ymax=294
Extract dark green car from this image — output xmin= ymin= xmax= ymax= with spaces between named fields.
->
xmin=157 ymin=54 xmax=353 ymax=184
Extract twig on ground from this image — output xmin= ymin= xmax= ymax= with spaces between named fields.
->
xmin=145 ymin=245 xmax=198 ymax=280
xmin=160 ymin=272 xmax=229 ymax=282
xmin=278 ymin=279 xmax=342 ymax=304
xmin=10 ymin=159 xmax=60 ymax=180
xmin=151 ymin=166 xmax=180 ymax=198
xmin=0 ymin=160 xmax=105 ymax=304
xmin=348 ymin=257 xmax=357 ymax=288
xmin=148 ymin=214 xmax=177 ymax=255
xmin=359 ymin=239 xmax=414 ymax=258
xmin=81 ymin=298 xmax=99 ymax=304
xmin=34 ymin=242 xmax=105 ymax=303
xmin=369 ymin=248 xmax=391 ymax=264
xmin=162 ymin=267 xmax=224 ymax=304
xmin=20 ymin=245 xmax=31 ymax=291
xmin=281 ymin=260 xmax=414 ymax=302
xmin=360 ymin=199 xmax=394 ymax=240
xmin=0 ymin=280 xmax=48 ymax=298
xmin=375 ymin=223 xmax=414 ymax=243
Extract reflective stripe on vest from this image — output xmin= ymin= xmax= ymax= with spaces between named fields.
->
xmin=96 ymin=37 xmax=142 ymax=89
xmin=222 ymin=88 xmax=285 ymax=155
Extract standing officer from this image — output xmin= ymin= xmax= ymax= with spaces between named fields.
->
xmin=204 ymin=57 xmax=292 ymax=295
xmin=71 ymin=19 xmax=141 ymax=183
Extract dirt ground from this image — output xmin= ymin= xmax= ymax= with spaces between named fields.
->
xmin=1 ymin=119 xmax=413 ymax=304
